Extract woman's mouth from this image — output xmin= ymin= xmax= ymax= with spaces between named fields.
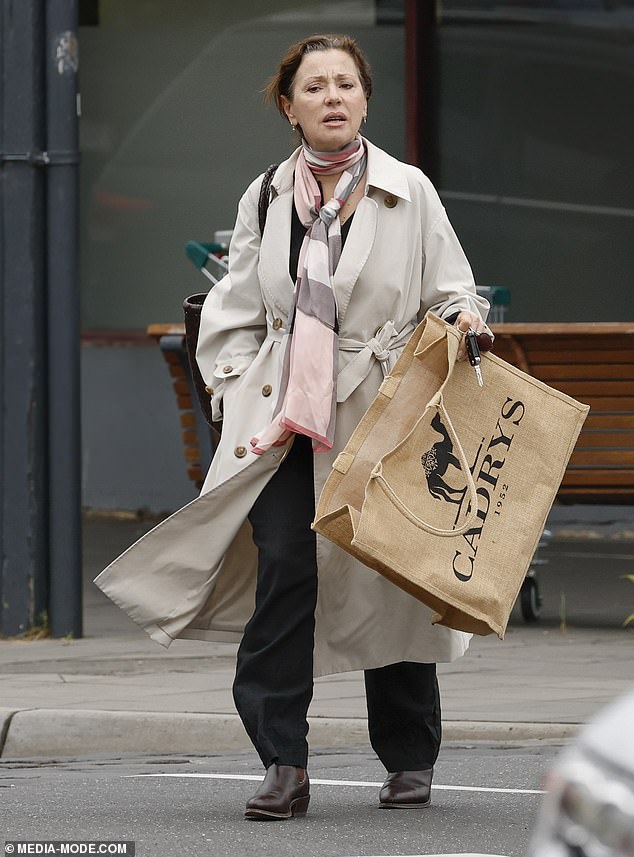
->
xmin=323 ymin=113 xmax=346 ymax=124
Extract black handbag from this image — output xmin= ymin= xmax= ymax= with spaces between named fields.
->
xmin=183 ymin=163 xmax=278 ymax=428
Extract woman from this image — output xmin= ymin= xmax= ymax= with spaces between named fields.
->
xmin=95 ymin=34 xmax=491 ymax=820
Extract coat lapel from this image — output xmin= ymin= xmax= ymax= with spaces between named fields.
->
xmin=261 ymin=189 xmax=378 ymax=328
xmin=333 ymin=139 xmax=411 ymax=326
xmin=332 ymin=196 xmax=377 ymax=325
xmin=258 ymin=188 xmax=295 ymax=318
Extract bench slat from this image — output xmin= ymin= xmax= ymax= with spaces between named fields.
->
xmin=562 ymin=470 xmax=634 ymax=486
xmin=496 ymin=342 xmax=634 ymax=357
xmin=553 ymin=382 xmax=634 ymax=398
xmin=570 ymin=449 xmax=634 ymax=466
xmin=180 ymin=412 xmax=196 ymax=428
xmin=537 ymin=364 xmax=634 ymax=381
xmin=492 ymin=323 xmax=634 ymax=336
xmin=585 ymin=414 xmax=634 ymax=430
xmin=147 ymin=324 xmax=185 ymax=340
xmin=187 ymin=465 xmax=204 ymax=482
xmin=519 ymin=349 xmax=634 ymax=365
xmin=575 ymin=431 xmax=634 ymax=448
xmin=558 ymin=487 xmax=634 ymax=498
xmin=559 ymin=396 xmax=634 ymax=411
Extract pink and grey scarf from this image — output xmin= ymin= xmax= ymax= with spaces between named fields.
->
xmin=251 ymin=136 xmax=367 ymax=454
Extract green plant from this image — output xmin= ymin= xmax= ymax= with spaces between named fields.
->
xmin=623 ymin=575 xmax=634 ymax=628
xmin=20 ymin=610 xmax=50 ymax=640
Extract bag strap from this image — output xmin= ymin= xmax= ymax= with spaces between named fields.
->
xmin=371 ymin=395 xmax=480 ymax=538
xmin=258 ymin=163 xmax=279 ymax=236
xmin=183 ymin=293 xmax=215 ymax=429
xmin=184 ymin=163 xmax=279 ymax=430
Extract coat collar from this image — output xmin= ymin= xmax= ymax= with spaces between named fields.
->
xmin=363 ymin=137 xmax=412 ymax=202
xmin=271 ymin=137 xmax=412 ymax=203
xmin=260 ymin=137 xmax=408 ymax=326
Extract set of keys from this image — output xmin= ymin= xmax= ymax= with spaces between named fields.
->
xmin=465 ymin=329 xmax=494 ymax=387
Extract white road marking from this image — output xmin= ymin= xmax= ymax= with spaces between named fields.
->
xmin=128 ymin=772 xmax=544 ymax=795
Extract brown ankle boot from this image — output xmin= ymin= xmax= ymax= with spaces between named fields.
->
xmin=245 ymin=764 xmax=310 ymax=820
xmin=379 ymin=768 xmax=433 ymax=808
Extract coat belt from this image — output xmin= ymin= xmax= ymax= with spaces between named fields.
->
xmin=336 ymin=320 xmax=416 ymax=402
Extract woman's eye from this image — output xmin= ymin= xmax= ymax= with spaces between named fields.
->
xmin=307 ymin=85 xmax=321 ymax=93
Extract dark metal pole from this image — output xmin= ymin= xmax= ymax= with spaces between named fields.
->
xmin=0 ymin=0 xmax=49 ymax=635
xmin=45 ymin=0 xmax=82 ymax=637
xmin=405 ymin=0 xmax=440 ymax=181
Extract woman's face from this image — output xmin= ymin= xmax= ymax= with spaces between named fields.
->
xmin=281 ymin=49 xmax=367 ymax=152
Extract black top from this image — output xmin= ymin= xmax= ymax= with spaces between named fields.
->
xmin=289 ymin=203 xmax=354 ymax=282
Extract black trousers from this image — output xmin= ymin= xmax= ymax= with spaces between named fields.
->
xmin=232 ymin=435 xmax=442 ymax=771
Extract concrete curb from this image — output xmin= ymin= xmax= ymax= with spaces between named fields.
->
xmin=0 ymin=708 xmax=581 ymax=759
xmin=0 ymin=707 xmax=15 ymax=752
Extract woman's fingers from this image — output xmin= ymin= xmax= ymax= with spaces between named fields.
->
xmin=453 ymin=311 xmax=494 ymax=360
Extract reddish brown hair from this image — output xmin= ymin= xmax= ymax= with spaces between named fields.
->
xmin=265 ymin=34 xmax=373 ymax=117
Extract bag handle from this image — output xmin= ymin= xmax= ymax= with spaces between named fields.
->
xmin=371 ymin=394 xmax=480 ymax=537
xmin=183 ymin=164 xmax=279 ymax=429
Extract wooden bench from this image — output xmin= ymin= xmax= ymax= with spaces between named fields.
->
xmin=492 ymin=323 xmax=634 ymax=503
xmin=147 ymin=323 xmax=215 ymax=489
xmin=148 ymin=321 xmax=634 ymax=502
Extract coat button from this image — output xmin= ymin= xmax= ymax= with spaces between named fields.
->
xmin=262 ymin=384 xmax=272 ymax=397
xmin=205 ymin=385 xmax=214 ymax=395
xmin=272 ymin=318 xmax=283 ymax=330
xmin=222 ymin=365 xmax=233 ymax=374
xmin=384 ymin=194 xmax=397 ymax=209
xmin=234 ymin=446 xmax=247 ymax=458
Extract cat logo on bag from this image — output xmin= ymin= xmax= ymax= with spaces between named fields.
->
xmin=420 ymin=412 xmax=467 ymax=506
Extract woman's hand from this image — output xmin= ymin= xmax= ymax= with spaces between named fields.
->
xmin=453 ymin=311 xmax=494 ymax=361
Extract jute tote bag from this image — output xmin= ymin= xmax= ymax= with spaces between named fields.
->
xmin=313 ymin=313 xmax=589 ymax=638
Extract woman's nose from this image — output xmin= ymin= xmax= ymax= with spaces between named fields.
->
xmin=324 ymin=84 xmax=341 ymax=103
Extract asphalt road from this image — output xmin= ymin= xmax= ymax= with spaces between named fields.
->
xmin=518 ymin=539 xmax=634 ymax=628
xmin=1 ymin=743 xmax=560 ymax=857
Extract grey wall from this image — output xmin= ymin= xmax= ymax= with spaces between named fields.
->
xmin=81 ymin=342 xmax=196 ymax=513
xmin=438 ymin=18 xmax=634 ymax=321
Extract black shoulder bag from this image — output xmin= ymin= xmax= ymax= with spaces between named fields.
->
xmin=183 ymin=163 xmax=278 ymax=428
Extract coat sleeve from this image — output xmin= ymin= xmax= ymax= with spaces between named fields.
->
xmin=195 ymin=175 xmax=267 ymax=421
xmin=416 ymin=173 xmax=490 ymax=324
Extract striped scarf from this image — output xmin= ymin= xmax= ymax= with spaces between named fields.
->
xmin=251 ymin=136 xmax=367 ymax=454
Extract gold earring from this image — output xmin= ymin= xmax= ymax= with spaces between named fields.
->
xmin=289 ymin=118 xmax=296 ymax=128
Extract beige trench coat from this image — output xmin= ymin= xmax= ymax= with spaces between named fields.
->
xmin=94 ymin=139 xmax=489 ymax=677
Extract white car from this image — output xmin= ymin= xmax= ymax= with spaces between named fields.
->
xmin=529 ymin=690 xmax=634 ymax=857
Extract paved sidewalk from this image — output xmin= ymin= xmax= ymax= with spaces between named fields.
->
xmin=1 ymin=511 xmax=633 ymax=759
